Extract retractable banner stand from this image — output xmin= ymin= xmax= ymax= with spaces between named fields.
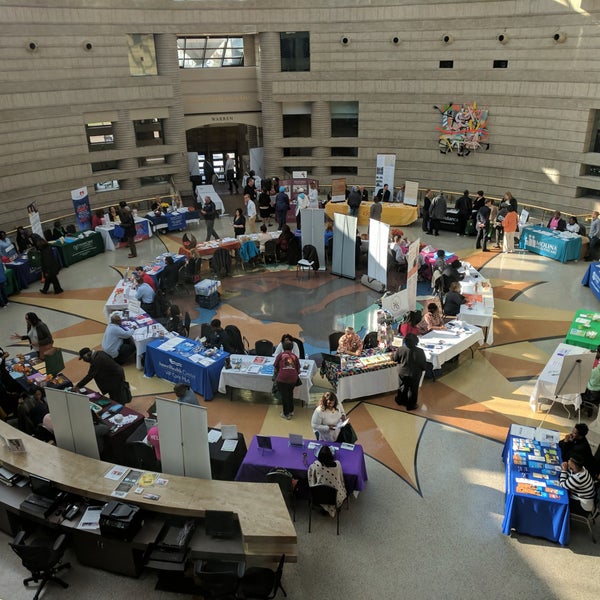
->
xmin=156 ymin=397 xmax=211 ymax=479
xmin=27 ymin=202 xmax=43 ymax=237
xmin=406 ymin=238 xmax=420 ymax=310
xmin=367 ymin=218 xmax=389 ymax=289
xmin=301 ymin=208 xmax=325 ymax=270
xmin=71 ymin=186 xmax=92 ymax=231
xmin=332 ymin=212 xmax=357 ymax=279
xmin=374 ymin=154 xmax=396 ymax=198
xmin=331 ymin=178 xmax=347 ymax=203
xmin=404 ymin=180 xmax=419 ymax=207
xmin=249 ymin=147 xmax=264 ymax=179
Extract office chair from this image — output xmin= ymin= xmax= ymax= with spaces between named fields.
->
xmin=130 ymin=440 xmax=161 ymax=472
xmin=362 ymin=331 xmax=379 ymax=350
xmin=266 ymin=469 xmax=297 ymax=522
xmin=291 ymin=337 xmax=305 ymax=359
xmin=308 ymin=485 xmax=341 ymax=535
xmin=569 ymin=481 xmax=600 ymax=543
xmin=239 ymin=553 xmax=287 ymax=599
xmin=10 ymin=530 xmax=71 ymax=600
xmin=263 ymin=239 xmax=278 ymax=265
xmin=183 ymin=312 xmax=191 ymax=337
xmin=328 ymin=332 xmax=344 ymax=354
xmin=254 ymin=339 xmax=275 ymax=357
xmin=194 ymin=559 xmax=241 ymax=600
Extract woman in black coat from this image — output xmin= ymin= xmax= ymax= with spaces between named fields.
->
xmin=36 ymin=238 xmax=63 ymax=294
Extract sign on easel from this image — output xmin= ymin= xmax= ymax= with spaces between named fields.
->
xmin=404 ymin=181 xmax=419 ymax=206
xmin=331 ymin=178 xmax=347 ymax=203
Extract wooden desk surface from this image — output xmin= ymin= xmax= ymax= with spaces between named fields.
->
xmin=0 ymin=420 xmax=296 ymax=561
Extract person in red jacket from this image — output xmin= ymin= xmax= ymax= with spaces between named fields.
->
xmin=273 ymin=340 xmax=300 ymax=420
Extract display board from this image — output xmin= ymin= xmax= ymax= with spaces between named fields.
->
xmin=367 ymin=218 xmax=389 ymax=288
xmin=332 ymin=213 xmax=357 ymax=279
xmin=374 ymin=154 xmax=396 ymax=198
xmin=331 ymin=178 xmax=347 ymax=203
xmin=404 ymin=180 xmax=419 ymax=206
xmin=301 ymin=208 xmax=325 ymax=270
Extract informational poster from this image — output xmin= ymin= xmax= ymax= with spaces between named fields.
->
xmin=404 ymin=180 xmax=419 ymax=206
xmin=332 ymin=212 xmax=357 ymax=279
xmin=374 ymin=154 xmax=396 ymax=199
xmin=331 ymin=178 xmax=347 ymax=203
xmin=27 ymin=202 xmax=43 ymax=237
xmin=187 ymin=151 xmax=200 ymax=176
xmin=367 ymin=219 xmax=389 ymax=288
xmin=71 ymin=186 xmax=92 ymax=231
xmin=406 ymin=238 xmax=420 ymax=310
xmin=249 ymin=147 xmax=264 ymax=179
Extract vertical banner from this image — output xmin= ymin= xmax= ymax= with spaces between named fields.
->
xmin=27 ymin=202 xmax=43 ymax=237
xmin=406 ymin=238 xmax=420 ymax=310
xmin=374 ymin=154 xmax=396 ymax=198
xmin=367 ymin=219 xmax=389 ymax=287
xmin=331 ymin=178 xmax=347 ymax=203
xmin=71 ymin=186 xmax=92 ymax=231
xmin=404 ymin=180 xmax=419 ymax=206
xmin=332 ymin=212 xmax=357 ymax=279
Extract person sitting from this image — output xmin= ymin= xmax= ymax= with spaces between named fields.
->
xmin=443 ymin=281 xmax=467 ymax=317
xmin=311 ymin=391 xmax=346 ymax=442
xmin=206 ymin=318 xmax=224 ymax=348
xmin=566 ymin=216 xmax=581 ymax=234
xmin=91 ymin=209 xmax=104 ymax=229
xmin=391 ymin=235 xmax=409 ymax=267
xmin=418 ymin=303 xmax=446 ymax=334
xmin=559 ymin=454 xmax=596 ymax=515
xmin=17 ymin=387 xmax=49 ymax=435
xmin=147 ymin=424 xmax=161 ymax=462
xmin=257 ymin=224 xmax=271 ymax=253
xmin=273 ymin=333 xmax=300 ymax=357
xmin=163 ymin=304 xmax=187 ymax=336
xmin=399 ymin=310 xmax=422 ymax=337
xmin=102 ymin=312 xmax=136 ymax=365
xmin=433 ymin=249 xmax=446 ymax=273
xmin=547 ymin=210 xmax=566 ymax=231
xmin=307 ymin=445 xmax=347 ymax=517
xmin=324 ymin=221 xmax=334 ymax=245
xmin=51 ymin=220 xmax=67 ymax=240
xmin=173 ymin=383 xmax=198 ymax=405
xmin=276 ymin=223 xmax=295 ymax=259
xmin=441 ymin=259 xmax=464 ymax=293
xmin=134 ymin=273 xmax=157 ymax=317
xmin=158 ymin=255 xmax=180 ymax=292
xmin=135 ymin=266 xmax=157 ymax=291
xmin=0 ymin=231 xmax=15 ymax=258
xmin=558 ymin=424 xmax=593 ymax=468
xmin=337 ymin=326 xmax=363 ymax=356
xmin=15 ymin=226 xmax=33 ymax=254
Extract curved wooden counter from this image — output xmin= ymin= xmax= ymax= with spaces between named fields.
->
xmin=0 ymin=420 xmax=296 ymax=561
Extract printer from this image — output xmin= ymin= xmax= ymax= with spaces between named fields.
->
xmin=99 ymin=501 xmax=143 ymax=541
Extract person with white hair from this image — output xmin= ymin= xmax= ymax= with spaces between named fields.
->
xmin=295 ymin=188 xmax=310 ymax=230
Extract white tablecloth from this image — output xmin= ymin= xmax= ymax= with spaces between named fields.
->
xmin=529 ymin=343 xmax=588 ymax=413
xmin=458 ymin=265 xmax=494 ymax=344
xmin=336 ymin=364 xmax=399 ymax=402
xmin=104 ymin=279 xmax=140 ymax=320
xmin=95 ymin=216 xmax=152 ymax=251
xmin=419 ymin=321 xmax=484 ymax=370
xmin=218 ymin=354 xmax=317 ymax=405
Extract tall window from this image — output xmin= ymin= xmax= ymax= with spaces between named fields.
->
xmin=331 ymin=102 xmax=359 ymax=137
xmin=86 ymin=122 xmax=114 ymax=152
xmin=177 ymin=37 xmax=244 ymax=68
xmin=282 ymin=102 xmax=312 ymax=138
xmin=134 ymin=119 xmax=164 ymax=147
xmin=280 ymin=32 xmax=310 ymax=72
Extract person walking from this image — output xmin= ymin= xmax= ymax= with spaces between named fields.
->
xmin=225 ymin=154 xmax=238 ymax=194
xmin=119 ymin=203 xmax=137 ymax=258
xmin=393 ymin=333 xmax=427 ymax=411
xmin=36 ymin=237 xmax=63 ymax=294
xmin=428 ymin=191 xmax=447 ymax=236
xmin=201 ymin=195 xmax=219 ymax=241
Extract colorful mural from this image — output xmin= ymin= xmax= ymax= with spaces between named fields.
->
xmin=435 ymin=102 xmax=489 ymax=156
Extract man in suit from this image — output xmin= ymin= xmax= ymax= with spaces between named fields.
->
xmin=76 ymin=347 xmax=129 ymax=404
xmin=475 ymin=198 xmax=492 ymax=251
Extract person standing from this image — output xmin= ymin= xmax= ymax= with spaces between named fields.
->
xmin=501 ymin=205 xmax=518 ymax=253
xmin=258 ymin=185 xmax=273 ymax=227
xmin=119 ymin=204 xmax=137 ymax=258
xmin=225 ymin=154 xmax=238 ymax=194
xmin=585 ymin=210 xmax=600 ymax=261
xmin=369 ymin=196 xmax=382 ymax=223
xmin=347 ymin=186 xmax=362 ymax=217
xmin=275 ymin=186 xmax=290 ymax=230
xmin=455 ymin=190 xmax=472 ymax=237
xmin=422 ymin=189 xmax=433 ymax=233
xmin=476 ymin=199 xmax=492 ymax=251
xmin=0 ymin=262 xmax=8 ymax=308
xmin=203 ymin=158 xmax=215 ymax=185
xmin=295 ymin=191 xmax=309 ymax=230
xmin=273 ymin=339 xmax=300 ymax=420
xmin=311 ymin=391 xmax=346 ymax=442
xmin=36 ymin=237 xmax=63 ymax=294
xmin=201 ymin=195 xmax=219 ymax=241
xmin=429 ymin=191 xmax=447 ymax=236
xmin=244 ymin=193 xmax=257 ymax=233
xmin=76 ymin=347 xmax=130 ymax=404
xmin=308 ymin=181 xmax=319 ymax=208
xmin=393 ymin=333 xmax=427 ymax=411
xmin=232 ymin=208 xmax=246 ymax=237
xmin=11 ymin=313 xmax=54 ymax=359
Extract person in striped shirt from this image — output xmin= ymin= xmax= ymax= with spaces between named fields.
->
xmin=559 ymin=454 xmax=596 ymax=514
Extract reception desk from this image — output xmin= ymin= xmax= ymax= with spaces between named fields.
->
xmin=0 ymin=420 xmax=297 ymax=570
xmin=325 ymin=201 xmax=418 ymax=226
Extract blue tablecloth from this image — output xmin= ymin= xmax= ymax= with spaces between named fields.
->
xmin=5 ymin=248 xmax=62 ymax=288
xmin=235 ymin=435 xmax=368 ymax=494
xmin=518 ymin=225 xmax=582 ymax=263
xmin=147 ymin=210 xmax=200 ymax=232
xmin=501 ymin=433 xmax=569 ymax=545
xmin=581 ymin=262 xmax=600 ymax=302
xmin=144 ymin=253 xmax=186 ymax=286
xmin=143 ymin=337 xmax=228 ymax=400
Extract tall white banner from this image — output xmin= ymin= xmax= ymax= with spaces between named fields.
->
xmin=27 ymin=203 xmax=43 ymax=237
xmin=406 ymin=238 xmax=420 ymax=310
xmin=367 ymin=218 xmax=389 ymax=287
xmin=374 ymin=154 xmax=396 ymax=199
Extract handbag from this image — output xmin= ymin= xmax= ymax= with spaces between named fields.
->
xmin=294 ymin=376 xmax=302 ymax=387
xmin=338 ymin=422 xmax=358 ymax=444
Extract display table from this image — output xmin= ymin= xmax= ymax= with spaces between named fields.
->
xmin=146 ymin=209 xmax=201 ymax=233
xmin=195 ymin=237 xmax=241 ymax=257
xmin=235 ymin=435 xmax=368 ymax=495
xmin=564 ymin=309 xmax=600 ymax=350
xmin=95 ymin=217 xmax=152 ymax=251
xmin=218 ymin=354 xmax=317 ymax=406
xmin=518 ymin=225 xmax=582 ymax=263
xmin=124 ymin=313 xmax=171 ymax=370
xmin=51 ymin=231 xmax=104 ymax=266
xmin=419 ymin=321 xmax=484 ymax=370
xmin=325 ymin=201 xmax=418 ymax=227
xmin=144 ymin=338 xmax=229 ymax=400
xmin=529 ymin=342 xmax=589 ymax=413
xmin=438 ymin=208 xmax=462 ymax=233
xmin=501 ymin=426 xmax=569 ymax=545
xmin=4 ymin=266 xmax=18 ymax=296
xmin=143 ymin=252 xmax=186 ymax=286
xmin=104 ymin=279 xmax=141 ymax=320
xmin=458 ymin=264 xmax=494 ymax=345
xmin=5 ymin=248 xmax=62 ymax=288
xmin=581 ymin=262 xmax=600 ymax=302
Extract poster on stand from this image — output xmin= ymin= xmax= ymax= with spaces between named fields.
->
xmin=404 ymin=181 xmax=419 ymax=206
xmin=27 ymin=202 xmax=43 ymax=237
xmin=405 ymin=239 xmax=420 ymax=310
xmin=331 ymin=178 xmax=347 ymax=203
xmin=71 ymin=186 xmax=92 ymax=231
xmin=374 ymin=154 xmax=396 ymax=198
xmin=368 ymin=219 xmax=389 ymax=288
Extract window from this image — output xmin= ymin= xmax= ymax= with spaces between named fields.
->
xmin=280 ymin=32 xmax=310 ymax=72
xmin=138 ymin=156 xmax=166 ymax=167
xmin=91 ymin=160 xmax=119 ymax=172
xmin=86 ymin=122 xmax=114 ymax=152
xmin=134 ymin=119 xmax=164 ymax=147
xmin=141 ymin=174 xmax=169 ymax=186
xmin=283 ymin=147 xmax=313 ymax=157
xmin=584 ymin=165 xmax=600 ymax=177
xmin=331 ymin=166 xmax=358 ymax=175
xmin=588 ymin=110 xmax=600 ymax=153
xmin=331 ymin=147 xmax=358 ymax=157
xmin=282 ymin=102 xmax=311 ymax=138
xmin=493 ymin=60 xmax=508 ymax=68
xmin=439 ymin=60 xmax=454 ymax=69
xmin=94 ymin=180 xmax=120 ymax=192
xmin=177 ymin=37 xmax=244 ymax=68
xmin=577 ymin=187 xmax=600 ymax=197
xmin=331 ymin=102 xmax=358 ymax=137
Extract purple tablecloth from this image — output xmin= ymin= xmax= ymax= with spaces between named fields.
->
xmin=235 ymin=435 xmax=368 ymax=494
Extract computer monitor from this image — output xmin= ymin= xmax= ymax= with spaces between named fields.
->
xmin=29 ymin=474 xmax=57 ymax=499
xmin=205 ymin=510 xmax=236 ymax=539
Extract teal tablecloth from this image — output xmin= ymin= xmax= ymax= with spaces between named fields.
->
xmin=518 ymin=225 xmax=581 ymax=263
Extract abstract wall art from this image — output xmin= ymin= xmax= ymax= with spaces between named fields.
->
xmin=435 ymin=102 xmax=489 ymax=156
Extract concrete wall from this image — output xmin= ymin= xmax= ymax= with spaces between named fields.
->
xmin=1 ymin=0 xmax=600 ymax=230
